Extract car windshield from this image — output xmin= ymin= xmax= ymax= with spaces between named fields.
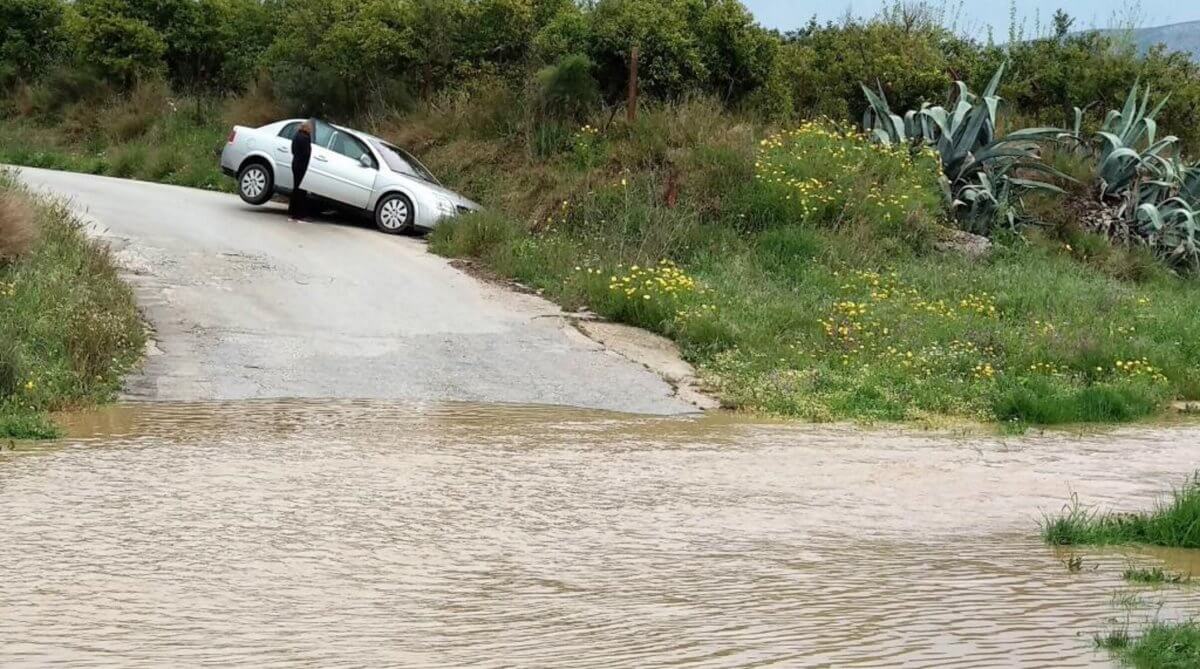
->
xmin=371 ymin=141 xmax=439 ymax=184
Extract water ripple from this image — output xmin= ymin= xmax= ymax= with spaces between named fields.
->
xmin=2 ymin=401 xmax=1198 ymax=667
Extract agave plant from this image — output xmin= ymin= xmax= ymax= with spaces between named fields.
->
xmin=1137 ymin=197 xmax=1200 ymax=271
xmin=862 ymin=63 xmax=1068 ymax=231
xmin=1071 ymin=82 xmax=1200 ymax=270
xmin=1139 ymin=155 xmax=1200 ymax=207
xmin=1092 ymin=82 xmax=1179 ymax=199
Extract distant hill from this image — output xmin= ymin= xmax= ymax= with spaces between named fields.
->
xmin=1115 ymin=20 xmax=1200 ymax=60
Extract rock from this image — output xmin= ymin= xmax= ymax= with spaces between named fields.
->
xmin=935 ymin=229 xmax=992 ymax=260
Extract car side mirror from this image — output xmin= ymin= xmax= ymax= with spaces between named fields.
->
xmin=359 ymin=154 xmax=373 ymax=168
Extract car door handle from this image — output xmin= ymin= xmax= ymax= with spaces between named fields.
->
xmin=277 ymin=147 xmax=288 ymax=153
xmin=315 ymin=155 xmax=328 ymax=162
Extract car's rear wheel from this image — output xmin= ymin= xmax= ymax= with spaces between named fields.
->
xmin=237 ymin=162 xmax=273 ymax=205
xmin=375 ymin=192 xmax=414 ymax=234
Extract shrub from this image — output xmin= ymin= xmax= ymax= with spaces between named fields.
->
xmin=0 ymin=0 xmax=69 ymax=85
xmin=20 ymin=67 xmax=112 ymax=120
xmin=537 ymin=54 xmax=600 ymax=121
xmin=782 ymin=16 xmax=968 ymax=122
xmin=97 ymin=78 xmax=171 ymax=141
xmin=587 ymin=0 xmax=709 ymax=101
xmin=73 ymin=9 xmax=167 ymax=88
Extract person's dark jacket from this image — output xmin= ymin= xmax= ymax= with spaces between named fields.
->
xmin=291 ymin=126 xmax=313 ymax=185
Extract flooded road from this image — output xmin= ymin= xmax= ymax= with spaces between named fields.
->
xmin=2 ymin=402 xmax=1198 ymax=667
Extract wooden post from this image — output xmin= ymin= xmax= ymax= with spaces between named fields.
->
xmin=627 ymin=45 xmax=639 ymax=123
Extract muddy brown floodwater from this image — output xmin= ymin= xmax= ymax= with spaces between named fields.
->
xmin=2 ymin=402 xmax=1199 ymax=667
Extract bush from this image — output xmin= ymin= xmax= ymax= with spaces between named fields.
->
xmin=97 ymin=78 xmax=171 ymax=141
xmin=587 ymin=0 xmax=709 ymax=101
xmin=0 ymin=0 xmax=69 ymax=86
xmin=537 ymin=54 xmax=600 ymax=121
xmin=74 ymin=11 xmax=166 ymax=88
xmin=20 ymin=67 xmax=112 ymax=120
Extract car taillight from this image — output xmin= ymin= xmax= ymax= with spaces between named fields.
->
xmin=226 ymin=129 xmax=237 ymax=143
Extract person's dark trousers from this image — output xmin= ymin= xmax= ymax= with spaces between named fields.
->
xmin=289 ymin=159 xmax=309 ymax=219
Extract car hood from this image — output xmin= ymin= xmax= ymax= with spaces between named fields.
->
xmin=427 ymin=182 xmax=481 ymax=211
xmin=382 ymin=171 xmax=480 ymax=211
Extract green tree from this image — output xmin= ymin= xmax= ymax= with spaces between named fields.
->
xmin=71 ymin=0 xmax=273 ymax=91
xmin=464 ymin=0 xmax=536 ymax=67
xmin=587 ymin=0 xmax=708 ymax=101
xmin=71 ymin=7 xmax=166 ymax=87
xmin=697 ymin=0 xmax=777 ymax=103
xmin=0 ymin=0 xmax=69 ymax=84
xmin=533 ymin=1 xmax=591 ymax=64
xmin=1052 ymin=9 xmax=1075 ymax=40
xmin=782 ymin=17 xmax=962 ymax=120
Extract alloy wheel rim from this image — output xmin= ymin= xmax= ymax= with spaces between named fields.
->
xmin=381 ymin=198 xmax=408 ymax=229
xmin=241 ymin=169 xmax=266 ymax=198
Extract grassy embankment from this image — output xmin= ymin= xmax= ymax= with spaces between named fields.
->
xmin=0 ymin=170 xmax=144 ymax=439
xmin=1098 ymin=622 xmax=1200 ymax=669
xmin=0 ymin=82 xmax=231 ymax=192
xmin=1042 ymin=475 xmax=1200 ymax=548
xmin=410 ymin=97 xmax=1200 ymax=427
xmin=6 ymin=89 xmax=1200 ymax=427
xmin=1043 ymin=478 xmax=1199 ymax=667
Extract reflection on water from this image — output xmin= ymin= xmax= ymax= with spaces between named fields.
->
xmin=2 ymin=401 xmax=1199 ymax=667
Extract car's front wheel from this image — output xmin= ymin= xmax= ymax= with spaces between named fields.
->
xmin=237 ymin=162 xmax=273 ymax=205
xmin=375 ymin=192 xmax=414 ymax=234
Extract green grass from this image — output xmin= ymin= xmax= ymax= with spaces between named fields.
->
xmin=0 ymin=103 xmax=230 ymax=192
xmin=1122 ymin=566 xmax=1191 ymax=585
xmin=1100 ymin=621 xmax=1200 ymax=669
xmin=0 ymin=170 xmax=144 ymax=439
xmin=1042 ymin=476 xmax=1200 ymax=548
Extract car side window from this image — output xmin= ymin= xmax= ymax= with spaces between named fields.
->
xmin=278 ymin=122 xmax=301 ymax=140
xmin=329 ymin=132 xmax=378 ymax=169
xmin=312 ymin=120 xmax=334 ymax=148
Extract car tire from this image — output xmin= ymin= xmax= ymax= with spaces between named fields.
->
xmin=375 ymin=192 xmax=415 ymax=234
xmin=237 ymin=162 xmax=273 ymax=206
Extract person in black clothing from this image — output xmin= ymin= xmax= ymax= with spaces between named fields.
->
xmin=289 ymin=120 xmax=314 ymax=221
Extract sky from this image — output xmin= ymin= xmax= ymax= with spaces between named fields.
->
xmin=743 ymin=1 xmax=1200 ymax=38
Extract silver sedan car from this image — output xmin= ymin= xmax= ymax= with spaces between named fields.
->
xmin=220 ymin=118 xmax=479 ymax=233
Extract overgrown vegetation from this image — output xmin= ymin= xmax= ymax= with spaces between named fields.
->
xmin=6 ymin=1 xmax=1200 ymax=424
xmin=1122 ymin=565 xmax=1190 ymax=585
xmin=1042 ymin=475 xmax=1200 ymax=548
xmin=1098 ymin=621 xmax=1200 ymax=669
xmin=0 ymin=170 xmax=144 ymax=439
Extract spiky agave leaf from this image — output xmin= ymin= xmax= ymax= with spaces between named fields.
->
xmin=861 ymin=83 xmax=908 ymax=146
xmin=1136 ymin=198 xmax=1200 ymax=270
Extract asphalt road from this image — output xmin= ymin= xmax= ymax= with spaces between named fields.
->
xmin=16 ymin=167 xmax=694 ymax=414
